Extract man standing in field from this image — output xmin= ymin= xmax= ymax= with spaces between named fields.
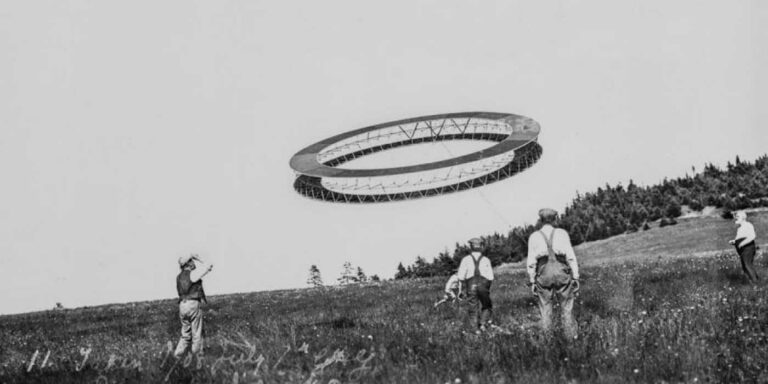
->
xmin=729 ymin=210 xmax=759 ymax=284
xmin=458 ymin=238 xmax=494 ymax=332
xmin=433 ymin=272 xmax=462 ymax=308
xmin=527 ymin=208 xmax=580 ymax=338
xmin=174 ymin=254 xmax=213 ymax=358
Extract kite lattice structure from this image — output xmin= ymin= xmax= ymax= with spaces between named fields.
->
xmin=289 ymin=112 xmax=542 ymax=203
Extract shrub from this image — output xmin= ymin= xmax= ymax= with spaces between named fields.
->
xmin=666 ymin=200 xmax=682 ymax=218
xmin=689 ymin=199 xmax=704 ymax=211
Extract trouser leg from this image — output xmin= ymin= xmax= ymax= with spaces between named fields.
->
xmin=739 ymin=250 xmax=750 ymax=277
xmin=189 ymin=301 xmax=203 ymax=354
xmin=466 ymin=280 xmax=487 ymax=328
xmin=536 ymin=285 xmax=554 ymax=332
xmin=467 ymin=290 xmax=480 ymax=328
xmin=740 ymin=244 xmax=759 ymax=283
xmin=478 ymin=281 xmax=493 ymax=325
xmin=559 ymin=284 xmax=578 ymax=339
xmin=174 ymin=302 xmax=193 ymax=357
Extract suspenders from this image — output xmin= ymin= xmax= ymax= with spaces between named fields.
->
xmin=538 ymin=229 xmax=558 ymax=262
xmin=472 ymin=254 xmax=484 ymax=278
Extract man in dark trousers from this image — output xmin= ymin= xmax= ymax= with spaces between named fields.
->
xmin=730 ymin=210 xmax=759 ymax=284
xmin=174 ymin=254 xmax=213 ymax=358
xmin=527 ymin=208 xmax=580 ymax=339
xmin=457 ymin=238 xmax=494 ymax=332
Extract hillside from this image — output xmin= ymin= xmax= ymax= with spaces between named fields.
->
xmin=396 ymin=154 xmax=768 ymax=279
xmin=2 ymin=214 xmax=768 ymax=383
xmin=496 ymin=208 xmax=768 ymax=274
xmin=576 ymin=208 xmax=768 ymax=266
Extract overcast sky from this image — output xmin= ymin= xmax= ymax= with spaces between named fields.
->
xmin=1 ymin=1 xmax=766 ymax=314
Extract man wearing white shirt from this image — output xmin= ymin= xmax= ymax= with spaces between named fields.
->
xmin=174 ymin=253 xmax=214 ymax=358
xmin=729 ymin=211 xmax=759 ymax=283
xmin=527 ymin=208 xmax=580 ymax=338
xmin=433 ymin=273 xmax=462 ymax=308
xmin=457 ymin=238 xmax=494 ymax=331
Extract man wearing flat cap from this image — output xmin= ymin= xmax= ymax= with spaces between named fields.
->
xmin=174 ymin=254 xmax=214 ymax=358
xmin=457 ymin=237 xmax=494 ymax=332
xmin=527 ymin=208 xmax=580 ymax=338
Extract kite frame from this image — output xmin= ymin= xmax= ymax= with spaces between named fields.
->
xmin=289 ymin=111 xmax=542 ymax=203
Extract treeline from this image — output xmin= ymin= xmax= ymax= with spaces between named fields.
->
xmin=395 ymin=154 xmax=768 ymax=279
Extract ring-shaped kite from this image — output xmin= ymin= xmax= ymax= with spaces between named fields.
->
xmin=289 ymin=111 xmax=542 ymax=203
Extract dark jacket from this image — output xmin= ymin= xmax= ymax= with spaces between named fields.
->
xmin=177 ymin=269 xmax=207 ymax=302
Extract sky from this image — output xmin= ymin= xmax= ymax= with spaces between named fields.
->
xmin=1 ymin=1 xmax=766 ymax=315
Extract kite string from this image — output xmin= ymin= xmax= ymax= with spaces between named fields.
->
xmin=434 ymin=139 xmax=513 ymax=229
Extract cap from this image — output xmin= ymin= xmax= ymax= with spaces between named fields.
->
xmin=469 ymin=237 xmax=483 ymax=246
xmin=538 ymin=208 xmax=558 ymax=220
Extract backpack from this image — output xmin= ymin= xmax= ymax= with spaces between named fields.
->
xmin=535 ymin=229 xmax=572 ymax=288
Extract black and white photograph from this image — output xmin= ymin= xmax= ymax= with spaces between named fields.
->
xmin=1 ymin=1 xmax=767 ymax=383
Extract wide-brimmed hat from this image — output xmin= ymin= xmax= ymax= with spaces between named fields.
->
xmin=178 ymin=254 xmax=195 ymax=267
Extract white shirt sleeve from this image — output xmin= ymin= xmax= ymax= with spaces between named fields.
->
xmin=190 ymin=263 xmax=210 ymax=283
xmin=526 ymin=232 xmax=543 ymax=283
xmin=445 ymin=275 xmax=459 ymax=291
xmin=480 ymin=257 xmax=494 ymax=281
xmin=457 ymin=257 xmax=471 ymax=281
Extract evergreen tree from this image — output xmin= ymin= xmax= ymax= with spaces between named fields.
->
xmin=395 ymin=262 xmax=409 ymax=279
xmin=306 ymin=265 xmax=323 ymax=287
xmin=356 ymin=267 xmax=368 ymax=283
xmin=338 ymin=261 xmax=358 ymax=285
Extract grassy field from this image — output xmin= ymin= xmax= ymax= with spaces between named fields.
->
xmin=496 ymin=208 xmax=768 ymax=274
xmin=2 ymin=214 xmax=768 ymax=383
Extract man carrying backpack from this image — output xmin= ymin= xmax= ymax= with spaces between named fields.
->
xmin=458 ymin=238 xmax=494 ymax=332
xmin=526 ymin=208 xmax=580 ymax=338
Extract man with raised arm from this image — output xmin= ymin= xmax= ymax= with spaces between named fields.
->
xmin=730 ymin=210 xmax=759 ymax=284
xmin=174 ymin=253 xmax=214 ymax=358
xmin=457 ymin=238 xmax=494 ymax=332
xmin=527 ymin=208 xmax=580 ymax=338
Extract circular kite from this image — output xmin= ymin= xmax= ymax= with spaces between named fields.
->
xmin=289 ymin=111 xmax=542 ymax=203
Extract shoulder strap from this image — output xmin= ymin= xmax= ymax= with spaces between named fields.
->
xmin=548 ymin=229 xmax=558 ymax=247
xmin=472 ymin=254 xmax=483 ymax=277
xmin=538 ymin=230 xmax=557 ymax=261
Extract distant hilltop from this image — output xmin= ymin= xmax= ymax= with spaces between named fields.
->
xmin=396 ymin=154 xmax=768 ymax=279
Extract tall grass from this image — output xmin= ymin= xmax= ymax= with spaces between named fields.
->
xmin=2 ymin=252 xmax=767 ymax=383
